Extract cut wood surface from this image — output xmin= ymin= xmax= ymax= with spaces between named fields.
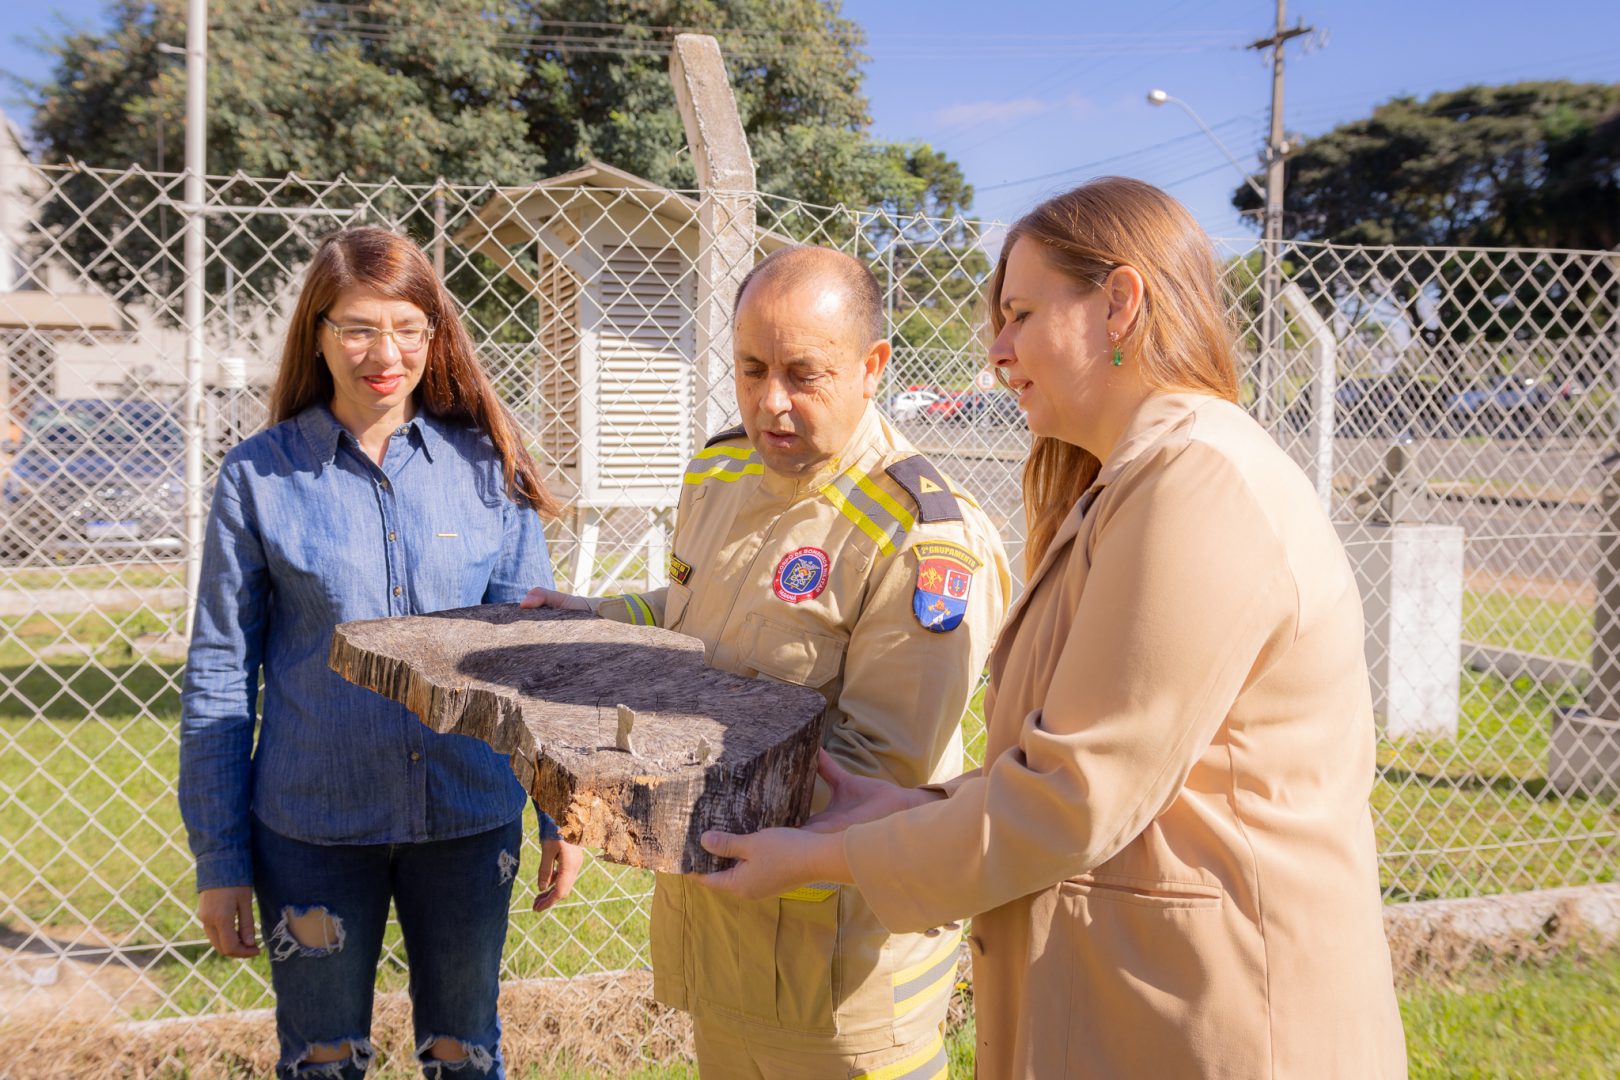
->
xmin=329 ymin=605 xmax=828 ymax=873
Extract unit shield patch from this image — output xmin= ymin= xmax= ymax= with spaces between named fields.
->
xmin=912 ymin=540 xmax=983 ymax=632
xmin=774 ymin=547 xmax=831 ymax=604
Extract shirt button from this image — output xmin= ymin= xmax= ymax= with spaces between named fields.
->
xmin=380 ymin=479 xmax=390 ymax=490
xmin=388 ymin=531 xmax=397 ymax=542
xmin=409 ymin=751 xmax=421 ymax=762
xmin=393 ymin=586 xmax=402 ymax=596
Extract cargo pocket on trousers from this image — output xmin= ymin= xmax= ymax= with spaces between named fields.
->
xmin=771 ymin=885 xmax=839 ymax=1033
xmin=741 ymin=613 xmax=845 ymax=689
xmin=649 ymin=875 xmax=688 ymax=1010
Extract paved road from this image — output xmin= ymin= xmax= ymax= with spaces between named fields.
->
xmin=907 ymin=423 xmax=1609 ymax=593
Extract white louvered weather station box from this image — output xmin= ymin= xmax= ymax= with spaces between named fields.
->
xmin=454 ymin=162 xmax=790 ymax=592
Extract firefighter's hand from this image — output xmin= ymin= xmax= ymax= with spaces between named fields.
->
xmin=805 ymin=750 xmax=942 ymax=833
xmin=198 ymin=886 xmax=260 ymax=958
xmin=696 ymin=827 xmax=849 ymax=901
xmin=533 ymin=837 xmax=585 ymax=913
xmin=521 ymin=586 xmax=590 ymax=611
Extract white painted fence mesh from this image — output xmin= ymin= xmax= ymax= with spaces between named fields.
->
xmin=0 ymin=165 xmax=1616 ymax=1060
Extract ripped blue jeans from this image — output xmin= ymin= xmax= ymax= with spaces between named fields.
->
xmin=251 ymin=815 xmax=523 ymax=1079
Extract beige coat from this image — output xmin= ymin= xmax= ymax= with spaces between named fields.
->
xmin=596 ymin=407 xmax=1011 ymax=1053
xmin=844 ymin=393 xmax=1407 ymax=1078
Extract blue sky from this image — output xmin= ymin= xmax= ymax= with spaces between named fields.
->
xmin=6 ymin=1 xmax=1619 ymax=239
xmin=843 ymin=0 xmax=1620 ymax=238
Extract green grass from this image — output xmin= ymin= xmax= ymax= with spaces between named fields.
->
xmin=929 ymin=952 xmax=1620 ymax=1080
xmin=1463 ymin=589 xmax=1591 ymax=663
xmin=1400 ymin=949 xmax=1620 ymax=1077
xmin=0 ymin=652 xmax=657 ymax=1017
xmin=1 ymin=589 xmax=1615 ymax=1021
xmin=1374 ymin=671 xmax=1616 ymax=903
xmin=0 ymin=563 xmax=186 ymax=593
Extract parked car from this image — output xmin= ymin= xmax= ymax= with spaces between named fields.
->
xmin=1283 ymin=375 xmax=1444 ymax=438
xmin=1 ymin=399 xmax=185 ymax=562
xmin=925 ymin=391 xmax=971 ymax=423
xmin=886 ymin=387 xmax=944 ymax=422
xmin=938 ymin=390 xmax=1026 ymax=427
xmin=1443 ymin=374 xmax=1562 ymax=438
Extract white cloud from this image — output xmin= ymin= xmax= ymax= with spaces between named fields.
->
xmin=930 ymin=93 xmax=1092 ymax=129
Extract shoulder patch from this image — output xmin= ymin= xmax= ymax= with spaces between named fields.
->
xmin=885 ymin=456 xmax=963 ymax=524
xmin=703 ymin=424 xmax=749 ymax=449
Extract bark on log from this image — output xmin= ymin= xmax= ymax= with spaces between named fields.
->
xmin=328 ymin=605 xmax=828 ymax=873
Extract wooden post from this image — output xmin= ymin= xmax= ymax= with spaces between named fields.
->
xmin=670 ymin=33 xmax=756 ymax=444
xmin=329 ymin=605 xmax=828 ymax=873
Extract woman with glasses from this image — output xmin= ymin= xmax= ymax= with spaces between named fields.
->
xmin=179 ymin=226 xmax=580 ymax=1079
xmin=696 ymin=179 xmax=1407 ymax=1078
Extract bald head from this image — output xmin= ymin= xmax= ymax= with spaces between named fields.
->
xmin=730 ymin=245 xmax=893 ymax=477
xmin=733 ymin=246 xmax=885 ymax=348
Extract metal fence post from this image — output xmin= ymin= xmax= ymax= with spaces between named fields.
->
xmin=181 ymin=0 xmax=208 ymax=639
xmin=1281 ymin=282 xmax=1335 ymax=512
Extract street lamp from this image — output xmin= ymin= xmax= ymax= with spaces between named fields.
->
xmin=1147 ymin=88 xmax=1281 ymax=426
xmin=1145 ymin=89 xmax=1265 ymax=201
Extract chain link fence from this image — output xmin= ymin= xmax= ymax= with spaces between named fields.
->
xmin=1 ymin=163 xmax=1617 ymax=1071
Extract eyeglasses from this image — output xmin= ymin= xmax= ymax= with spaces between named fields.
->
xmin=320 ymin=317 xmax=435 ymax=352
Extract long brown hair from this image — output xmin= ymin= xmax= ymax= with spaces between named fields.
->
xmin=989 ymin=177 xmax=1239 ymax=572
xmin=272 ymin=226 xmax=559 ymax=518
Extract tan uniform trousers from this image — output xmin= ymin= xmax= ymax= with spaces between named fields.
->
xmin=692 ymin=1013 xmax=949 ymax=1080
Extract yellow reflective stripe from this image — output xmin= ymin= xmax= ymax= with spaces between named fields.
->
xmin=821 ymin=482 xmax=897 ymax=556
xmin=893 ymin=932 xmax=962 ymax=1018
xmin=695 ymin=444 xmax=755 ymax=461
xmin=778 ymin=882 xmax=838 ymax=902
xmin=854 ymin=471 xmax=916 ymax=531
xmin=853 ymin=1037 xmax=947 ymax=1080
xmin=683 ymin=462 xmax=763 ymax=485
xmin=608 ymin=594 xmax=650 ymax=625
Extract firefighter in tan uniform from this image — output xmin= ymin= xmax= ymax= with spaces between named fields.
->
xmin=525 ymin=246 xmax=1009 ymax=1079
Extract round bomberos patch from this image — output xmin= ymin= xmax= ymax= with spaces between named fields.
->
xmin=773 ymin=546 xmax=830 ymax=603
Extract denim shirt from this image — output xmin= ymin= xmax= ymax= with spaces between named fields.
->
xmin=179 ymin=404 xmax=554 ymax=892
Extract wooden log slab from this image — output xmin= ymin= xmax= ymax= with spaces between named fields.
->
xmin=328 ymin=605 xmax=828 ymax=873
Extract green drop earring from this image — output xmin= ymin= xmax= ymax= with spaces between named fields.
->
xmin=1109 ymin=331 xmax=1123 ymax=367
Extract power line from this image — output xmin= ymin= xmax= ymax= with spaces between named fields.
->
xmin=976 ymin=116 xmax=1253 ymax=192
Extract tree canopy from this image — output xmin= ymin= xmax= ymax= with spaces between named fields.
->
xmin=27 ymin=0 xmax=973 ymax=217
xmin=1231 ymin=81 xmax=1620 ymax=251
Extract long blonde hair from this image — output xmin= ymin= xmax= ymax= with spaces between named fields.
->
xmin=989 ymin=177 xmax=1239 ymax=572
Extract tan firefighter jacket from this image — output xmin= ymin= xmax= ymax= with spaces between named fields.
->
xmin=591 ymin=406 xmax=1010 ymax=1052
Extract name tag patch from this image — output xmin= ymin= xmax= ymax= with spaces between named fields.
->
xmin=668 ymin=552 xmax=693 ymax=586
xmin=774 ymin=547 xmax=830 ymax=604
xmin=913 ymin=540 xmax=980 ymax=632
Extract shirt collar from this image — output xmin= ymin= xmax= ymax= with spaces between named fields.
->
xmin=1089 ymin=391 xmax=1220 ymax=493
xmin=295 ymin=402 xmax=442 ymax=466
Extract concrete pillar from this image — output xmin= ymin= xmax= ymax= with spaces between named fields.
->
xmin=1589 ymin=460 xmax=1620 ymax=718
xmin=1563 ymin=458 xmax=1620 ymax=794
xmin=669 ymin=34 xmax=755 ymax=445
xmin=1340 ymin=520 xmax=1464 ymax=739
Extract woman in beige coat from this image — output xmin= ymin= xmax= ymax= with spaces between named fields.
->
xmin=700 ymin=177 xmax=1408 ymax=1078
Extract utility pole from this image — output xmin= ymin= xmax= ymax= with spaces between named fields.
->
xmin=1247 ymin=1 xmax=1312 ymax=429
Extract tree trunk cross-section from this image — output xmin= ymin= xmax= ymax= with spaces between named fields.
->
xmin=328 ymin=605 xmax=828 ymax=873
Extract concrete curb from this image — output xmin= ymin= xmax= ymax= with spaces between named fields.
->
xmin=1383 ymin=883 xmax=1620 ymax=981
xmin=1462 ymin=640 xmax=1588 ymax=687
